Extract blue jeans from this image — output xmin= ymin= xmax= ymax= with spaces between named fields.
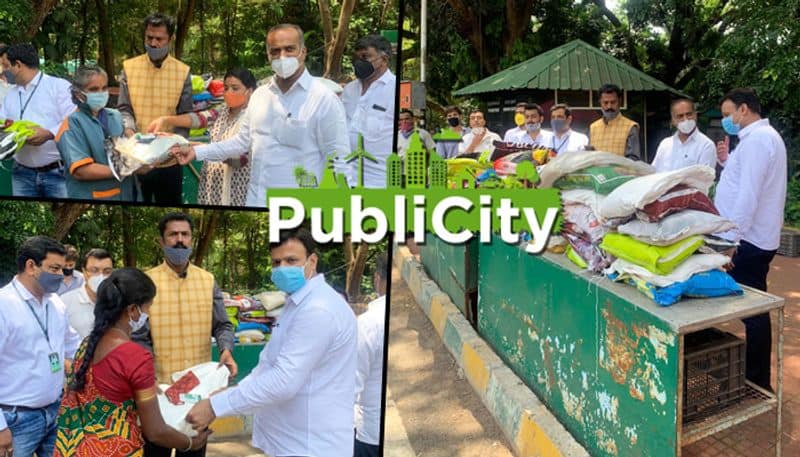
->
xmin=1 ymin=401 xmax=60 ymax=457
xmin=11 ymin=161 xmax=68 ymax=199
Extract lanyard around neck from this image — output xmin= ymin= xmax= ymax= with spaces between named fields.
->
xmin=19 ymin=72 xmax=44 ymax=119
xmin=12 ymin=280 xmax=51 ymax=346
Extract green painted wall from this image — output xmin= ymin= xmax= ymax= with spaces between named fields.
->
xmin=212 ymin=342 xmax=266 ymax=385
xmin=478 ymin=238 xmax=679 ymax=457
xmin=419 ymin=234 xmax=479 ymax=318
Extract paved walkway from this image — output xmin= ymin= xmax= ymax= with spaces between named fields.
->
xmin=683 ymin=254 xmax=800 ymax=456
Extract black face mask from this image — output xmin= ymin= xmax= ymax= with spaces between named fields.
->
xmin=63 ymin=268 xmax=74 ymax=277
xmin=354 ymin=59 xmax=376 ymax=80
xmin=447 ymin=117 xmax=460 ymax=127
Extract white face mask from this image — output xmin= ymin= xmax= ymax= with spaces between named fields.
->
xmin=129 ymin=306 xmax=149 ymax=333
xmin=271 ymin=56 xmax=300 ymax=79
xmin=677 ymin=119 xmax=696 ymax=135
xmin=87 ymin=274 xmax=108 ymax=294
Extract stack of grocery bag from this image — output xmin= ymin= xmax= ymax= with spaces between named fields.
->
xmin=540 ymin=151 xmax=743 ymax=306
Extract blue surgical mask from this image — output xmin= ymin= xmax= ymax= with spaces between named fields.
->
xmin=602 ymin=109 xmax=618 ymax=120
xmin=271 ymin=262 xmax=308 ymax=294
xmin=83 ymin=91 xmax=109 ymax=111
xmin=721 ymin=115 xmax=741 ymax=136
xmin=129 ymin=306 xmax=149 ymax=332
xmin=525 ymin=122 xmax=541 ymax=132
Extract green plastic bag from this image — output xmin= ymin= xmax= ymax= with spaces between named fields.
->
xmin=600 ymin=233 xmax=704 ymax=275
xmin=553 ymin=165 xmax=638 ymax=194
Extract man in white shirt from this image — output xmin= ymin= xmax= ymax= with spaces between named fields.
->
xmin=397 ymin=109 xmax=435 ymax=158
xmin=714 ymin=88 xmax=787 ymax=391
xmin=459 ymin=109 xmax=501 ymax=155
xmin=502 ymin=102 xmax=527 ymax=142
xmin=186 ymin=228 xmax=357 ymax=457
xmin=61 ymin=248 xmax=114 ymax=339
xmin=354 ymin=253 xmax=387 ymax=457
xmin=651 ymin=99 xmax=716 ymax=172
xmin=341 ymin=35 xmax=396 ymax=188
xmin=173 ymin=24 xmax=350 ymax=207
xmin=0 ymin=43 xmax=75 ymax=198
xmin=507 ymin=103 xmax=553 ymax=147
xmin=549 ymin=103 xmax=589 ymax=154
xmin=57 ymin=244 xmax=85 ymax=296
xmin=0 ymin=236 xmax=81 ymax=457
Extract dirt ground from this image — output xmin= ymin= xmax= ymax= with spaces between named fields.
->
xmin=386 ymin=265 xmax=515 ymax=457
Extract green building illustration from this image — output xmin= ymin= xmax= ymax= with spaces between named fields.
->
xmin=344 ymin=133 xmax=377 ymax=188
xmin=293 ymin=166 xmax=318 ymax=188
xmin=453 ymin=168 xmax=475 ymax=188
xmin=428 ymin=150 xmax=446 ymax=188
xmin=386 ymin=152 xmax=403 ymax=188
xmin=319 ymin=155 xmax=339 ymax=189
xmin=405 ymin=132 xmax=427 ymax=189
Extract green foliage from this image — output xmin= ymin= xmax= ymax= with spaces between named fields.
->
xmin=0 ymin=201 xmax=54 ymax=284
xmin=0 ymin=0 xmax=31 ymax=43
xmin=786 ymin=177 xmax=800 ymax=227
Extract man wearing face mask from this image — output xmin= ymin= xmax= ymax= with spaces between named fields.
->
xmin=117 ymin=13 xmax=193 ymax=205
xmin=186 ymin=227 xmax=357 ymax=457
xmin=132 ymin=212 xmax=236 ymax=457
xmin=651 ymin=98 xmax=716 ymax=173
xmin=341 ymin=35 xmax=397 ymax=188
xmin=57 ymin=244 xmax=85 ymax=296
xmin=0 ymin=45 xmax=15 ymax=85
xmin=435 ymin=105 xmax=469 ymax=159
xmin=172 ymin=23 xmax=350 ymax=207
xmin=61 ymin=248 xmax=114 ymax=339
xmin=588 ymin=83 xmax=640 ymax=159
xmin=459 ymin=109 xmax=501 ymax=155
xmin=549 ymin=104 xmax=588 ymax=154
xmin=503 ymin=102 xmax=528 ymax=142
xmin=0 ymin=43 xmax=76 ymax=198
xmin=507 ymin=103 xmax=553 ymax=146
xmin=714 ymin=88 xmax=787 ymax=391
xmin=396 ymin=109 xmax=435 ymax=158
xmin=0 ymin=236 xmax=81 ymax=457
xmin=57 ymin=64 xmax=141 ymax=201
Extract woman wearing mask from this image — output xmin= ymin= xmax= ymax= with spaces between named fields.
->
xmin=55 ymin=268 xmax=211 ymax=456
xmin=56 ymin=65 xmax=141 ymax=201
xmin=147 ymin=68 xmax=257 ymax=206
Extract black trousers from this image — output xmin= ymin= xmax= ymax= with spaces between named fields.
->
xmin=138 ymin=164 xmax=183 ymax=205
xmin=728 ymin=240 xmax=777 ymax=390
xmin=354 ymin=438 xmax=380 ymax=457
xmin=144 ymin=440 xmax=206 ymax=457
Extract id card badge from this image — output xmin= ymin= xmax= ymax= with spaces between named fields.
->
xmin=49 ymin=352 xmax=61 ymax=373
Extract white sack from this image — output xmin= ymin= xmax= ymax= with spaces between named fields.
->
xmin=609 ymin=254 xmax=730 ymax=288
xmin=617 ymin=210 xmax=737 ymax=246
xmin=157 ymin=362 xmax=230 ymax=437
xmin=539 ymin=150 xmax=654 ymax=188
xmin=252 ymin=291 xmax=287 ymax=311
xmin=598 ymin=165 xmax=715 ymax=220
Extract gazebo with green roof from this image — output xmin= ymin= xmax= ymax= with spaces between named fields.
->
xmin=453 ymin=39 xmax=686 ymax=161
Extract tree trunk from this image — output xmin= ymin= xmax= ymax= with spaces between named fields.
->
xmin=194 ymin=210 xmax=219 ymax=267
xmin=50 ymin=203 xmax=91 ymax=241
xmin=77 ymin=0 xmax=89 ymax=65
xmin=223 ymin=0 xmax=238 ymax=70
xmin=345 ymin=242 xmax=370 ymax=301
xmin=323 ymin=0 xmax=357 ymax=80
xmin=173 ymin=0 xmax=196 ymax=60
xmin=95 ymin=0 xmax=115 ymax=78
xmin=318 ymin=0 xmax=334 ymax=62
xmin=121 ymin=207 xmax=136 ymax=267
xmin=23 ymin=0 xmax=59 ymax=41
xmin=503 ymin=0 xmax=535 ymax=58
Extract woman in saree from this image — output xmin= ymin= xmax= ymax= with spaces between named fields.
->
xmin=54 ymin=268 xmax=211 ymax=456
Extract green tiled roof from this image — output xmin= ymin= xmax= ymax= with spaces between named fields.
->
xmin=453 ymin=40 xmax=684 ymax=97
